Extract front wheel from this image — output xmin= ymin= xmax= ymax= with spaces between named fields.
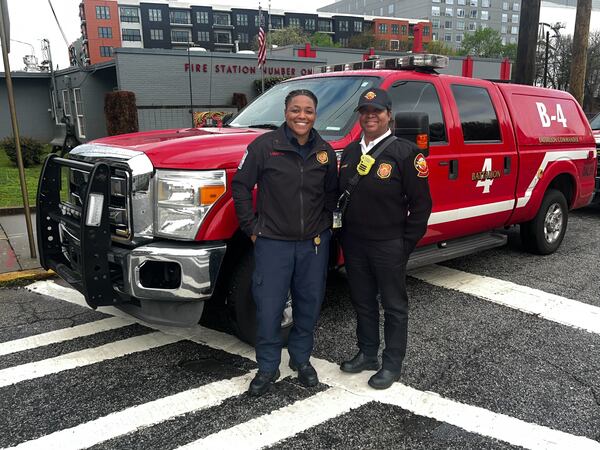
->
xmin=520 ymin=189 xmax=568 ymax=255
xmin=226 ymin=248 xmax=292 ymax=346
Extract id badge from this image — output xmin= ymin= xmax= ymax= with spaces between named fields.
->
xmin=333 ymin=210 xmax=342 ymax=229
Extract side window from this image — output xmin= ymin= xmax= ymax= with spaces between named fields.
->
xmin=451 ymin=84 xmax=501 ymax=142
xmin=387 ymin=81 xmax=447 ymax=143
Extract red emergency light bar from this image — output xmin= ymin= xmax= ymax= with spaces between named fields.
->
xmin=315 ymin=53 xmax=449 ymax=74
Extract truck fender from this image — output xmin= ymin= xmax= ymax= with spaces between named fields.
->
xmin=196 ymin=196 xmax=240 ymax=241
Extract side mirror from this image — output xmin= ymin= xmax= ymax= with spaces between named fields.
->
xmin=394 ymin=112 xmax=430 ymax=157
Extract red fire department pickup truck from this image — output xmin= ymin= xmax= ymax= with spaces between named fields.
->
xmin=37 ymin=54 xmax=597 ymax=345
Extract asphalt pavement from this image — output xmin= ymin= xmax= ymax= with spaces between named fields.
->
xmin=0 ymin=205 xmax=599 ymax=449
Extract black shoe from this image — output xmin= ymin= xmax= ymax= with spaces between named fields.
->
xmin=340 ymin=352 xmax=379 ymax=373
xmin=248 ymin=369 xmax=280 ymax=397
xmin=289 ymin=360 xmax=319 ymax=387
xmin=368 ymin=368 xmax=401 ymax=390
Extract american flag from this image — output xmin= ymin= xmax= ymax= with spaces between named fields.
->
xmin=257 ymin=8 xmax=266 ymax=68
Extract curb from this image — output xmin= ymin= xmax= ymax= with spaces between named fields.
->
xmin=0 ymin=269 xmax=56 ymax=286
xmin=0 ymin=206 xmax=36 ymax=217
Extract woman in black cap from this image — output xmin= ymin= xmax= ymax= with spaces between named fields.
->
xmin=338 ymin=87 xmax=432 ymax=389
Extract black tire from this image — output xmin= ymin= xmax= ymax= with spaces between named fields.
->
xmin=520 ymin=189 xmax=568 ymax=255
xmin=226 ymin=248 xmax=292 ymax=346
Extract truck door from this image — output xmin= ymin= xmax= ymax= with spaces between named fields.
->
xmin=385 ymin=77 xmax=518 ymax=243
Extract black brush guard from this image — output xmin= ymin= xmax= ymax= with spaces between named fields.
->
xmin=37 ymin=154 xmax=125 ymax=308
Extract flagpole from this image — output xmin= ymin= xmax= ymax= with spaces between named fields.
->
xmin=259 ymin=4 xmax=265 ymax=93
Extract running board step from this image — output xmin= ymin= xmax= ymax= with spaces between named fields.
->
xmin=407 ymin=232 xmax=508 ymax=271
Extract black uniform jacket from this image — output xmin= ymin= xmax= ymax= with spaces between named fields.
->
xmin=232 ymin=124 xmax=338 ymax=241
xmin=338 ymin=136 xmax=432 ymax=254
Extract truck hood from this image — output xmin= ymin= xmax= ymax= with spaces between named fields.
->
xmin=73 ymin=127 xmax=268 ymax=170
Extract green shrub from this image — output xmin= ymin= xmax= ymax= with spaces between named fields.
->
xmin=104 ymin=91 xmax=139 ymax=136
xmin=0 ymin=136 xmax=45 ymax=167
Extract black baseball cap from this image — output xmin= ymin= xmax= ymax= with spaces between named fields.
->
xmin=354 ymin=88 xmax=392 ymax=112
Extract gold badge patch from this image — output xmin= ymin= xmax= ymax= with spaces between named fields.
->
xmin=377 ymin=163 xmax=392 ymax=179
xmin=316 ymin=151 xmax=329 ymax=164
xmin=414 ymin=153 xmax=429 ymax=178
xmin=364 ymin=91 xmax=376 ymax=100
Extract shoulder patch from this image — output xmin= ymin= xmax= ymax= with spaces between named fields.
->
xmin=316 ymin=151 xmax=329 ymax=165
xmin=238 ymin=149 xmax=248 ymax=169
xmin=414 ymin=153 xmax=429 ymax=178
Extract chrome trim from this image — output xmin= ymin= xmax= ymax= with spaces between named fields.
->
xmin=125 ymin=242 xmax=227 ymax=301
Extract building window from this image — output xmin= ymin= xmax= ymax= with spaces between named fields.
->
xmin=432 ymin=18 xmax=440 ymax=29
xmin=390 ymin=39 xmax=399 ymax=50
xmin=445 ymin=20 xmax=453 ymax=29
xmin=468 ymin=22 xmax=476 ymax=31
xmin=502 ymin=13 xmax=508 ymax=22
xmin=445 ymin=8 xmax=453 ymax=16
xmin=482 ymin=0 xmax=490 ymax=7
xmin=306 ymin=18 xmax=316 ymax=30
xmin=457 ymin=0 xmax=466 ymax=4
xmin=62 ymin=90 xmax=71 ymax=117
xmin=457 ymin=8 xmax=465 ymax=17
xmin=213 ymin=12 xmax=231 ymax=26
xmin=98 ymin=27 xmax=112 ymax=38
xmin=271 ymin=16 xmax=283 ymax=28
xmin=456 ymin=20 xmax=465 ymax=30
xmin=481 ymin=10 xmax=489 ymax=20
xmin=354 ymin=20 xmax=362 ymax=32
xmin=318 ymin=20 xmax=332 ymax=32
xmin=470 ymin=0 xmax=478 ymax=5
xmin=95 ymin=5 xmax=110 ymax=20
xmin=378 ymin=23 xmax=387 ymax=33
xmin=502 ymin=36 xmax=507 ymax=44
xmin=432 ymin=0 xmax=440 ymax=3
xmin=238 ymin=32 xmax=249 ymax=43
xmin=99 ymin=46 xmax=113 ymax=57
xmin=432 ymin=32 xmax=438 ymax=40
xmin=445 ymin=33 xmax=452 ymax=42
xmin=470 ymin=9 xmax=478 ymax=18
xmin=338 ymin=20 xmax=349 ymax=31
xmin=339 ymin=37 xmax=349 ymax=46
xmin=401 ymin=24 xmax=408 ymax=35
xmin=511 ymin=25 xmax=518 ymax=34
xmin=214 ymin=30 xmax=232 ymax=44
xmin=456 ymin=34 xmax=463 ymax=42
xmin=501 ymin=25 xmax=507 ymax=33
xmin=170 ymin=11 xmax=191 ymax=24
xmin=122 ymin=29 xmax=141 ymax=41
xmin=197 ymin=11 xmax=209 ymax=24
xmin=289 ymin=17 xmax=301 ymax=27
xmin=171 ymin=29 xmax=191 ymax=43
xmin=120 ymin=7 xmax=139 ymax=23
xmin=198 ymin=31 xmax=210 ymax=41
xmin=510 ymin=35 xmax=517 ymax=44
xmin=513 ymin=2 xmax=520 ymax=11
xmin=503 ymin=1 xmax=509 ymax=10
xmin=512 ymin=14 xmax=519 ymax=23
xmin=73 ymin=88 xmax=86 ymax=138
xmin=452 ymin=85 xmax=500 ymax=142
xmin=148 ymin=9 xmax=162 ymax=22
xmin=150 ymin=29 xmax=163 ymax=40
xmin=388 ymin=4 xmax=394 ymax=14
xmin=423 ymin=26 xmax=430 ymax=36
xmin=432 ymin=6 xmax=441 ymax=16
xmin=391 ymin=24 xmax=399 ymax=34
xmin=236 ymin=13 xmax=248 ymax=26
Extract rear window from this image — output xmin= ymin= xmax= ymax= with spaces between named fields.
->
xmin=451 ymin=84 xmax=501 ymax=142
xmin=591 ymin=114 xmax=600 ymax=130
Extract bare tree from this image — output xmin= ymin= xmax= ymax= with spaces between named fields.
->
xmin=568 ymin=0 xmax=592 ymax=105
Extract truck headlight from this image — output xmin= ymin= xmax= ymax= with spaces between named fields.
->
xmin=155 ymin=169 xmax=226 ymax=240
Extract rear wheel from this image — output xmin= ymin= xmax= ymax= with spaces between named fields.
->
xmin=520 ymin=189 xmax=568 ymax=255
xmin=226 ymin=247 xmax=292 ymax=346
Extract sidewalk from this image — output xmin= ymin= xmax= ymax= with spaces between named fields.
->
xmin=0 ymin=211 xmax=53 ymax=283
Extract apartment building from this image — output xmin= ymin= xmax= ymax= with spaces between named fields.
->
xmin=318 ymin=0 xmax=522 ymax=48
xmin=74 ymin=0 xmax=431 ymax=66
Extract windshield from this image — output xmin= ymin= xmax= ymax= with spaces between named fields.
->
xmin=591 ymin=114 xmax=600 ymax=130
xmin=229 ymin=76 xmax=381 ymax=140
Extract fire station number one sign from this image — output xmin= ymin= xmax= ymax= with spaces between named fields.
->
xmin=536 ymin=102 xmax=568 ymax=128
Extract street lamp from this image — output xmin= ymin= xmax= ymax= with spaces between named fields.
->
xmin=538 ymin=22 xmax=562 ymax=88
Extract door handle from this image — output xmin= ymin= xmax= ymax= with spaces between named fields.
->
xmin=439 ymin=159 xmax=458 ymax=179
xmin=504 ymin=156 xmax=511 ymax=174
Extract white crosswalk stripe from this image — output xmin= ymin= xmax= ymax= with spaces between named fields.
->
xmin=0 ymin=316 xmax=134 ymax=356
xmin=409 ymin=265 xmax=600 ymax=335
xmin=18 ymin=276 xmax=600 ymax=450
xmin=0 ymin=332 xmax=181 ymax=388
xmin=7 ymin=372 xmax=257 ymax=450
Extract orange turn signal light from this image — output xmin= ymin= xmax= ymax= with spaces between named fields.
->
xmin=200 ymin=185 xmax=226 ymax=206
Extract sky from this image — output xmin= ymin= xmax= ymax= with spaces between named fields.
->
xmin=1 ymin=0 xmax=599 ymax=72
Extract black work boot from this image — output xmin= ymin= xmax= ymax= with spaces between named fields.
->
xmin=248 ymin=369 xmax=280 ymax=396
xmin=289 ymin=360 xmax=319 ymax=387
xmin=340 ymin=351 xmax=380 ymax=373
xmin=368 ymin=368 xmax=401 ymax=390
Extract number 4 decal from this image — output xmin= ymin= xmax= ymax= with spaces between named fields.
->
xmin=476 ymin=158 xmax=494 ymax=193
xmin=536 ymin=102 xmax=568 ymax=128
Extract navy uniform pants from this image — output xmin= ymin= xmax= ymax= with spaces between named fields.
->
xmin=252 ymin=231 xmax=331 ymax=373
xmin=342 ymin=235 xmax=408 ymax=373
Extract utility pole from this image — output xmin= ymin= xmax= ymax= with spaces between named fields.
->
xmin=513 ymin=0 xmax=541 ymax=85
xmin=568 ymin=0 xmax=592 ymax=106
xmin=0 ymin=0 xmax=36 ymax=259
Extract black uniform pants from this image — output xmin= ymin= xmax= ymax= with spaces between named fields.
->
xmin=342 ymin=235 xmax=408 ymax=373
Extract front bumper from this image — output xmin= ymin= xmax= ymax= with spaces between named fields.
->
xmin=37 ymin=154 xmax=226 ymax=326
